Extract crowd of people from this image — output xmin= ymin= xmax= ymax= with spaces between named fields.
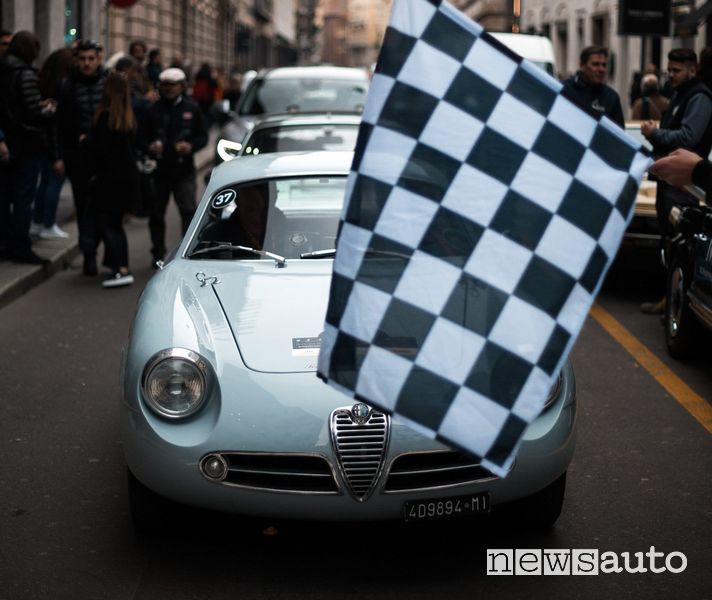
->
xmin=0 ymin=31 xmax=242 ymax=288
xmin=2 ymin=29 xmax=712 ymax=296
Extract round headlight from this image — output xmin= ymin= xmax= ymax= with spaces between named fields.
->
xmin=141 ymin=349 xmax=211 ymax=419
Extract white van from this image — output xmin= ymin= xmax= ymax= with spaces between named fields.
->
xmin=490 ymin=32 xmax=557 ymax=76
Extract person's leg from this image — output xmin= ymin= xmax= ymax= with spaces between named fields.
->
xmin=101 ymin=210 xmax=133 ymax=288
xmin=42 ymin=170 xmax=67 ymax=229
xmin=148 ymin=177 xmax=171 ymax=262
xmin=95 ymin=211 xmax=116 ymax=271
xmin=33 ymin=157 xmax=50 ymax=228
xmin=8 ymin=157 xmax=42 ymax=260
xmin=173 ymin=175 xmax=197 ymax=235
xmin=0 ymin=164 xmax=10 ymax=256
xmin=66 ymin=159 xmax=97 ymax=273
xmin=109 ymin=210 xmax=129 ymax=271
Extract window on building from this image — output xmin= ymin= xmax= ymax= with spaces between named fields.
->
xmin=592 ymin=14 xmax=608 ymax=47
xmin=556 ymin=22 xmax=567 ymax=76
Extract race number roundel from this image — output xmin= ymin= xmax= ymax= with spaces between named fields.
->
xmin=211 ymin=189 xmax=236 ymax=209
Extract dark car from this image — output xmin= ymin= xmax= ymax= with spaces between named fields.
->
xmin=664 ymin=205 xmax=712 ymax=358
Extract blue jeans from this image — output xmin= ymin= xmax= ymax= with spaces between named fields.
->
xmin=1 ymin=156 xmax=41 ymax=256
xmin=33 ymin=157 xmax=66 ymax=227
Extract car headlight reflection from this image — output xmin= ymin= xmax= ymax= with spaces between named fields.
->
xmin=216 ymin=138 xmax=242 ymax=162
xmin=141 ymin=349 xmax=211 ymax=419
xmin=542 ymin=373 xmax=563 ymax=412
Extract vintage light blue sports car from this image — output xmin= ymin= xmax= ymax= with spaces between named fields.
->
xmin=121 ymin=151 xmax=577 ymax=530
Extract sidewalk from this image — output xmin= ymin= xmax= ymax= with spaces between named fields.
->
xmin=0 ymin=130 xmax=218 ymax=309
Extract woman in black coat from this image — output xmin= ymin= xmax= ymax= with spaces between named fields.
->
xmin=86 ymin=72 xmax=140 ymax=287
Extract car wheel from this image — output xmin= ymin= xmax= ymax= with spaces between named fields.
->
xmin=665 ymin=253 xmax=699 ymax=359
xmin=496 ymin=472 xmax=567 ymax=531
xmin=127 ymin=468 xmax=173 ymax=534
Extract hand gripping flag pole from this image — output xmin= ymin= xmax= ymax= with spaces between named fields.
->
xmin=317 ymin=0 xmax=651 ymax=477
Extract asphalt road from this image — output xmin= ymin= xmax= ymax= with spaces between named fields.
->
xmin=1 ymin=174 xmax=711 ymax=600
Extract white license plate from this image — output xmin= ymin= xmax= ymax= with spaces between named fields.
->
xmin=403 ymin=492 xmax=491 ymax=523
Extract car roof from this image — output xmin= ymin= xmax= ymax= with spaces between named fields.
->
xmin=248 ymin=113 xmax=362 ymax=130
xmin=206 ymin=151 xmax=354 ymax=193
xmin=260 ymin=65 xmax=369 ymax=81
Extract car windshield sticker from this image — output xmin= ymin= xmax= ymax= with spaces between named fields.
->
xmin=212 ymin=189 xmax=236 ymax=209
xmin=292 ymin=336 xmax=321 ymax=357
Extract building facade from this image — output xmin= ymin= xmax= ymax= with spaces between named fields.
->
xmin=519 ymin=0 xmax=711 ymax=114
xmin=452 ymin=0 xmax=519 ymax=32
xmin=347 ymin=0 xmax=392 ymax=67
xmin=1 ymin=0 xmax=297 ymax=76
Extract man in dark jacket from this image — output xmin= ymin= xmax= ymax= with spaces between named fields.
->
xmin=56 ymin=39 xmax=108 ymax=275
xmin=640 ymin=48 xmax=712 ymax=313
xmin=0 ymin=31 xmax=52 ymax=264
xmin=563 ymin=46 xmax=625 ymax=128
xmin=143 ymin=67 xmax=207 ymax=264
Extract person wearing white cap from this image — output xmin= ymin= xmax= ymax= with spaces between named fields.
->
xmin=142 ymin=66 xmax=207 ymax=265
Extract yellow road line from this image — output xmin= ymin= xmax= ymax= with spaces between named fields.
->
xmin=589 ymin=302 xmax=712 ymax=435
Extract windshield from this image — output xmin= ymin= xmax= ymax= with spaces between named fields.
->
xmin=239 ymin=78 xmax=368 ymax=115
xmin=241 ymin=124 xmax=359 ymax=155
xmin=189 ymin=176 xmax=347 ymax=260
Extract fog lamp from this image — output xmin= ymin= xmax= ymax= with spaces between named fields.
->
xmin=201 ymin=454 xmax=228 ymax=481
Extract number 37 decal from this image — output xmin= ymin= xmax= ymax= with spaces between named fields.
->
xmin=212 ymin=189 xmax=236 ymax=209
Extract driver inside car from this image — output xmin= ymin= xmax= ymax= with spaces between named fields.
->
xmin=200 ymin=182 xmax=287 ymax=253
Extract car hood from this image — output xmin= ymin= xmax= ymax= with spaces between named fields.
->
xmin=212 ymin=264 xmax=332 ymax=373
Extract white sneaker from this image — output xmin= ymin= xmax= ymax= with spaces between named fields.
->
xmin=39 ymin=224 xmax=70 ymax=240
xmin=102 ymin=272 xmax=134 ymax=288
xmin=29 ymin=222 xmax=43 ymax=236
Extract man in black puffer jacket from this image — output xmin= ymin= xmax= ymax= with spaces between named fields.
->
xmin=56 ymin=40 xmax=108 ymax=275
xmin=0 ymin=31 xmax=53 ymax=264
xmin=563 ymin=46 xmax=625 ymax=128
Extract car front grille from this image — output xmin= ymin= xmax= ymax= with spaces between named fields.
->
xmin=383 ymin=450 xmax=495 ymax=493
xmin=204 ymin=452 xmax=340 ymax=494
xmin=330 ymin=406 xmax=389 ymax=501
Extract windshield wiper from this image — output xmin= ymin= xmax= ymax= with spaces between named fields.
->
xmin=300 ymin=248 xmax=336 ymax=259
xmin=189 ymin=242 xmax=286 ymax=267
xmin=300 ymin=248 xmax=411 ymax=260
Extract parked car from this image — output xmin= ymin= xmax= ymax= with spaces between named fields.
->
xmin=121 ymin=151 xmax=577 ymax=531
xmin=490 ymin=32 xmax=556 ymax=75
xmin=213 ymin=65 xmax=369 ymax=164
xmin=216 ymin=113 xmax=361 ymax=162
xmin=665 ymin=206 xmax=712 ymax=358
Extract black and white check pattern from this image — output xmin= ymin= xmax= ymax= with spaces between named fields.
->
xmin=317 ymin=0 xmax=651 ymax=477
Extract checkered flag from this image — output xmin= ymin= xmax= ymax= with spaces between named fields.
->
xmin=317 ymin=0 xmax=651 ymax=477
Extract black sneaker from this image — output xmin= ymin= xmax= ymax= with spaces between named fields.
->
xmin=102 ymin=272 xmax=134 ymax=288
xmin=10 ymin=250 xmax=50 ymax=266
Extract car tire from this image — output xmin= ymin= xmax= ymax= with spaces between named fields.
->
xmin=127 ymin=468 xmax=174 ymax=534
xmin=665 ymin=252 xmax=699 ymax=359
xmin=496 ymin=472 xmax=567 ymax=531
